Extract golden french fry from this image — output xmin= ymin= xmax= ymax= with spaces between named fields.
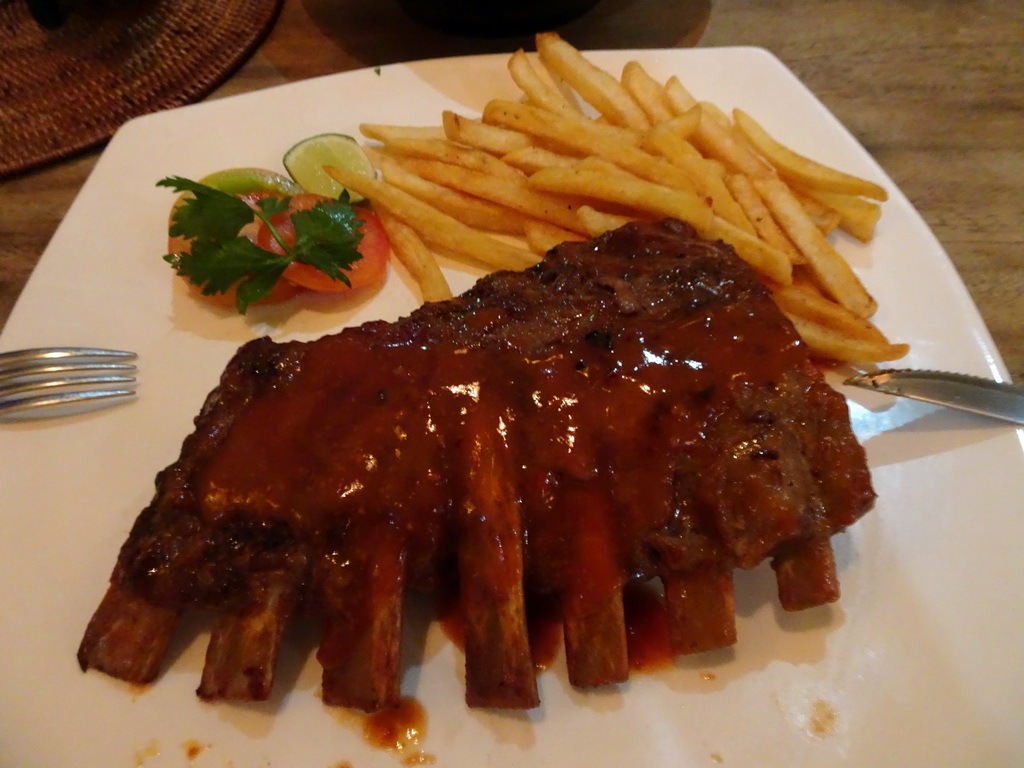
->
xmin=523 ymin=220 xmax=584 ymax=255
xmin=373 ymin=137 xmax=524 ymax=180
xmin=370 ymin=149 xmax=531 ymax=235
xmin=663 ymin=79 xmax=771 ymax=178
xmin=576 ymin=205 xmax=636 ymax=237
xmin=570 ymin=159 xmax=678 ymax=219
xmin=724 ymin=173 xmax=802 ymax=262
xmin=642 ymin=118 xmax=703 ymax=163
xmin=793 ymin=189 xmax=842 ymax=235
xmin=724 ymin=99 xmax=839 ymax=238
xmin=501 ymin=145 xmax=579 ymax=174
xmin=733 ymin=109 xmax=888 ymax=201
xmin=644 ymin=121 xmax=755 ymax=234
xmin=527 ymin=164 xmax=714 ymax=234
xmin=663 ymin=76 xmax=699 ymax=112
xmin=483 ymin=99 xmax=697 ymax=194
xmin=692 ymin=110 xmax=772 ymax=178
xmin=660 ymin=107 xmax=703 ymax=142
xmin=535 ymin=32 xmax=651 ymax=131
xmin=704 ymin=157 xmax=728 ymax=178
xmin=574 ymin=155 xmax=633 ymax=176
xmin=772 ymin=283 xmax=887 ymax=343
xmin=493 ymin=94 xmax=642 ymax=144
xmin=784 ymin=313 xmax=909 ymax=363
xmin=350 ymin=39 xmax=900 ymax=363
xmin=795 ymin=186 xmax=882 ymax=242
xmin=621 ymin=61 xmax=673 ymax=124
xmin=376 ymin=208 xmax=453 ymax=302
xmin=508 ymin=49 xmax=646 ymax=148
xmin=706 ymin=216 xmax=793 ymax=285
xmin=753 ymin=175 xmax=876 ymax=317
xmin=699 ymin=100 xmax=732 ymax=129
xmin=390 ymin=155 xmax=587 ymax=234
xmin=324 ymin=164 xmax=538 ymax=272
xmin=508 ymin=48 xmax=582 ymax=117
xmin=359 ymin=124 xmax=447 ymax=143
xmin=442 ymin=111 xmax=533 ymax=155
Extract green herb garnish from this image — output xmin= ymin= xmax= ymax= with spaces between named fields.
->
xmin=158 ymin=176 xmax=364 ymax=314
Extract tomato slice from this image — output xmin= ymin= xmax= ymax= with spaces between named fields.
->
xmin=183 ymin=276 xmax=303 ymax=308
xmin=167 ymin=190 xmax=303 ymax=308
xmin=168 ymin=186 xmax=389 ymax=308
xmin=253 ymin=193 xmax=389 ymax=293
xmin=284 ymin=205 xmax=389 ymax=293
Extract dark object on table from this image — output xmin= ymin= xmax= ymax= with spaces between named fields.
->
xmin=0 ymin=0 xmax=283 ymax=179
xmin=397 ymin=0 xmax=601 ymax=36
xmin=26 ymin=0 xmax=71 ymax=28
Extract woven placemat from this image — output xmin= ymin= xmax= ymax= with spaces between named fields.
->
xmin=0 ymin=0 xmax=283 ymax=180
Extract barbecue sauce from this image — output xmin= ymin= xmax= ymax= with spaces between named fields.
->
xmin=362 ymin=697 xmax=431 ymax=760
xmin=187 ymin=221 xmax=824 ymax=704
xmin=81 ymin=221 xmax=879 ymax=715
xmin=623 ymin=582 xmax=674 ymax=672
xmin=196 ymin=298 xmax=804 ymax=594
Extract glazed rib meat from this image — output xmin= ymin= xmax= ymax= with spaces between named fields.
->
xmin=78 ymin=219 xmax=875 ymax=710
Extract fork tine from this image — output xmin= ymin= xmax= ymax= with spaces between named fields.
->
xmin=0 ymin=347 xmax=136 ymax=367
xmin=0 ymin=389 xmax=137 ymax=418
xmin=0 ymin=362 xmax=137 ymax=386
xmin=0 ymin=375 xmax=137 ymax=400
xmin=0 ymin=347 xmax=138 ymax=420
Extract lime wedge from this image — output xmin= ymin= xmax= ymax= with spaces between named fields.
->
xmin=283 ymin=133 xmax=375 ymax=202
xmin=198 ymin=167 xmax=303 ymax=196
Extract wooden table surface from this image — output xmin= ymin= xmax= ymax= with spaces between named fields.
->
xmin=1 ymin=0 xmax=1020 ymax=381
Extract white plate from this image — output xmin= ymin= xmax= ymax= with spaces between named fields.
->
xmin=2 ymin=48 xmax=1022 ymax=768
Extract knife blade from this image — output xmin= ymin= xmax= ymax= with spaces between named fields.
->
xmin=843 ymin=369 xmax=1024 ymax=425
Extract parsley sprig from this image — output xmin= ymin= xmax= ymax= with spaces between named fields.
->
xmin=158 ymin=176 xmax=364 ymax=314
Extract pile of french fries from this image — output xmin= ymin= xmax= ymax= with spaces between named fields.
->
xmin=326 ymin=32 xmax=908 ymax=363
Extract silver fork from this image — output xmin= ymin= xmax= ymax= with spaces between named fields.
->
xmin=0 ymin=347 xmax=137 ymax=419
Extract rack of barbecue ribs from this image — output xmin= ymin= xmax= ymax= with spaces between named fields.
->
xmin=78 ymin=218 xmax=875 ymax=711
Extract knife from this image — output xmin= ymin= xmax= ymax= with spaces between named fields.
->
xmin=843 ymin=369 xmax=1024 ymax=426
